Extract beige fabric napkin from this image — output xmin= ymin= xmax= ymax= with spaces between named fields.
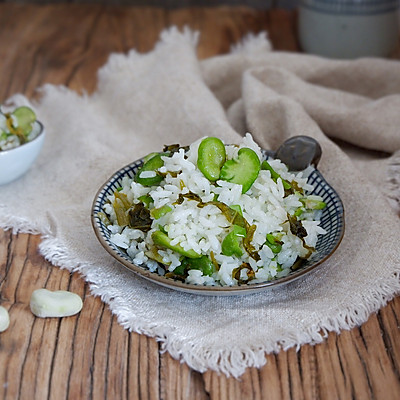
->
xmin=1 ymin=28 xmax=400 ymax=378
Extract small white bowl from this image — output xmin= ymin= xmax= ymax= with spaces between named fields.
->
xmin=0 ymin=121 xmax=45 ymax=185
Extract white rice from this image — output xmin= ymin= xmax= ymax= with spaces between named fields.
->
xmin=103 ymin=133 xmax=327 ymax=286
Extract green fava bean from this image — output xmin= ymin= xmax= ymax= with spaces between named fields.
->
xmin=138 ymin=195 xmax=153 ymax=208
xmin=221 ymin=225 xmax=246 ymax=257
xmin=152 ymin=230 xmax=201 ymax=259
xmin=300 ymin=195 xmax=326 ymax=210
xmin=150 ymin=204 xmax=172 ymax=219
xmin=135 ymin=153 xmax=165 ymax=186
xmin=197 ymin=137 xmax=226 ymax=181
xmin=180 ymin=255 xmax=215 ymax=276
xmin=220 ymin=147 xmax=261 ymax=193
xmin=12 ymin=106 xmax=36 ymax=136
xmin=265 ymin=233 xmax=282 ymax=254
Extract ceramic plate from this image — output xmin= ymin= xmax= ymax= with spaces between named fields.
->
xmin=91 ymin=149 xmax=344 ymax=296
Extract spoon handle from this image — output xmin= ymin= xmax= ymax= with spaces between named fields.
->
xmin=273 ymin=136 xmax=322 ymax=171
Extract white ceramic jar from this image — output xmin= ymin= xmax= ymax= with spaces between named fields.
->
xmin=298 ymin=0 xmax=400 ymax=58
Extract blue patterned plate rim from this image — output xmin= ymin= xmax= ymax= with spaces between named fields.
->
xmin=91 ymin=151 xmax=345 ymax=296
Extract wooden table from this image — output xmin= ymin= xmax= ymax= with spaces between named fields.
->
xmin=1 ymin=4 xmax=399 ymax=399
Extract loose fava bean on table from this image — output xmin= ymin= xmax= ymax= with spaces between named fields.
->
xmin=30 ymin=289 xmax=83 ymax=318
xmin=0 ymin=305 xmax=10 ymax=332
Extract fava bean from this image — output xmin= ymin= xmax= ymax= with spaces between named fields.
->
xmin=197 ymin=137 xmax=226 ymax=181
xmin=152 ymin=230 xmax=201 ymax=258
xmin=30 ymin=289 xmax=83 ymax=318
xmin=0 ymin=306 xmax=10 ymax=332
xmin=265 ymin=233 xmax=283 ymax=254
xmin=220 ymin=147 xmax=260 ymax=193
xmin=12 ymin=106 xmax=36 ymax=135
xmin=135 ymin=153 xmax=165 ymax=186
xmin=221 ymin=225 xmax=246 ymax=257
xmin=179 ymin=255 xmax=215 ymax=276
xmin=300 ymin=195 xmax=326 ymax=210
xmin=150 ymin=204 xmax=172 ymax=219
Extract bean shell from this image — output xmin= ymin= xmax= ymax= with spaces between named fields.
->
xmin=30 ymin=289 xmax=83 ymax=318
xmin=0 ymin=306 xmax=10 ymax=332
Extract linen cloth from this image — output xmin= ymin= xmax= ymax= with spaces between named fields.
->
xmin=1 ymin=28 xmax=400 ymax=378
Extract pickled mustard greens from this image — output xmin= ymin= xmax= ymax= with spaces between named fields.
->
xmin=0 ymin=106 xmax=38 ymax=151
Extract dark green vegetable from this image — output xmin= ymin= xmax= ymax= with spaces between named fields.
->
xmin=288 ymin=214 xmax=307 ymax=239
xmin=220 ymin=147 xmax=261 ymax=193
xmin=291 ymin=258 xmax=304 ymax=271
xmin=174 ymin=192 xmax=202 ymax=204
xmin=180 ymin=255 xmax=215 ymax=276
xmin=169 ymin=263 xmax=187 ymax=276
xmin=163 ymin=144 xmax=185 ymax=154
xmin=197 ymin=137 xmax=226 ymax=181
xmin=128 ymin=202 xmax=152 ymax=232
xmin=165 ymin=255 xmax=214 ymax=280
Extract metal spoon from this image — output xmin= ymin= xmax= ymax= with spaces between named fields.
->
xmin=273 ymin=136 xmax=322 ymax=171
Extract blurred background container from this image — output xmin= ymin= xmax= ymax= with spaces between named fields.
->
xmin=0 ymin=0 xmax=398 ymax=58
xmin=298 ymin=0 xmax=400 ymax=58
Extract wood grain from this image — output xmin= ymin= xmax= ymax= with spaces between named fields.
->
xmin=0 ymin=4 xmax=399 ymax=399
